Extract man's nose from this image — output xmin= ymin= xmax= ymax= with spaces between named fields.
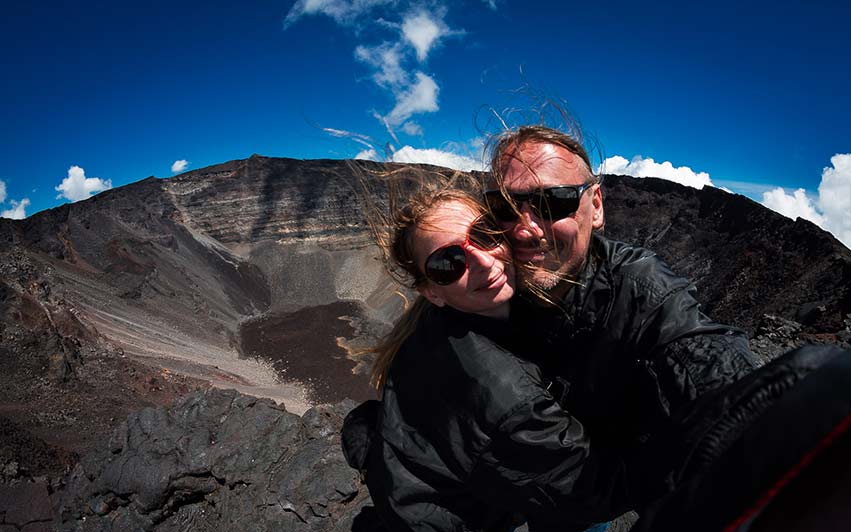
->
xmin=510 ymin=203 xmax=544 ymax=241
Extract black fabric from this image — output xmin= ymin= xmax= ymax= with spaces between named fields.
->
xmin=342 ymin=399 xmax=381 ymax=473
xmin=350 ymin=305 xmax=632 ymax=532
xmin=510 ymin=235 xmax=760 ymax=506
xmin=343 ymin=235 xmax=762 ymax=531
xmin=630 ymin=345 xmax=851 ymax=532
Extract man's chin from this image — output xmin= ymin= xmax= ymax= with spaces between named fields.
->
xmin=518 ymin=266 xmax=562 ymax=292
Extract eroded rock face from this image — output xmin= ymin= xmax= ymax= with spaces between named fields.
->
xmin=57 ymin=388 xmax=375 ymax=532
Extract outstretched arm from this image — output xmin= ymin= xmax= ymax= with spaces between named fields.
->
xmin=469 ymin=390 xmax=633 ymax=530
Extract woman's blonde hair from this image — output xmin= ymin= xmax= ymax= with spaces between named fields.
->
xmin=357 ymin=165 xmax=490 ymax=390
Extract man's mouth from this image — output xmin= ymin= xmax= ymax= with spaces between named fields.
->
xmin=513 ymin=246 xmax=547 ymax=263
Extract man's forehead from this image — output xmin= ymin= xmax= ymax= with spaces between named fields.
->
xmin=500 ymin=142 xmax=588 ymax=190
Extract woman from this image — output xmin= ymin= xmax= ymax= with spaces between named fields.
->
xmin=342 ymin=171 xmax=627 ymax=532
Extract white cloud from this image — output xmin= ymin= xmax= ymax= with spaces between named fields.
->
xmin=385 ymin=72 xmax=439 ymax=126
xmin=355 ymin=43 xmax=407 ymax=88
xmin=598 ymin=155 xmax=714 ymax=189
xmin=171 ymin=159 xmax=189 ymax=173
xmin=759 ymin=153 xmax=851 ymax=249
xmin=1 ymin=198 xmax=30 ymax=220
xmin=401 ymin=121 xmax=423 ymax=136
xmin=389 ymin=145 xmax=483 ymax=171
xmin=401 ymin=10 xmax=448 ymax=62
xmin=289 ymin=2 xmax=464 ymax=140
xmin=817 ymin=153 xmax=851 ymax=249
xmin=0 ymin=179 xmax=6 ymax=203
xmin=355 ymin=148 xmax=379 ymax=160
xmin=761 ymin=188 xmax=826 ymax=225
xmin=283 ymin=0 xmax=392 ymax=28
xmin=54 ymin=165 xmax=112 ymax=202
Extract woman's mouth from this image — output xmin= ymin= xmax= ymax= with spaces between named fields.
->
xmin=479 ymin=271 xmax=506 ymax=291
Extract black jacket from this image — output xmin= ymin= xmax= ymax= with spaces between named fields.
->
xmin=345 ymin=305 xmax=633 ymax=532
xmin=342 ymin=235 xmax=759 ymax=530
xmin=511 ymin=234 xmax=759 ymax=502
xmin=630 ymin=344 xmax=851 ymax=532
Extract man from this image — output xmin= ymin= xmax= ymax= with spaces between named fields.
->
xmin=486 ymin=125 xmax=759 ymax=507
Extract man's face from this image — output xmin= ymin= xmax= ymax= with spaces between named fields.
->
xmin=496 ymin=142 xmax=604 ymax=292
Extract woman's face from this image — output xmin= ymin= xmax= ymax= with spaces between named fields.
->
xmin=413 ymin=199 xmax=515 ymax=319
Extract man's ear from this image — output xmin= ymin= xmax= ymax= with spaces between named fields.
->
xmin=591 ymin=185 xmax=605 ymax=229
xmin=417 ymin=284 xmax=446 ymax=307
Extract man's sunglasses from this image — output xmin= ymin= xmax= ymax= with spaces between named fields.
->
xmin=424 ymin=215 xmax=505 ymax=286
xmin=484 ymin=183 xmax=595 ymax=223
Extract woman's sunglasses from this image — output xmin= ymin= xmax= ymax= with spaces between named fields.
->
xmin=424 ymin=215 xmax=505 ymax=286
xmin=484 ymin=183 xmax=595 ymax=223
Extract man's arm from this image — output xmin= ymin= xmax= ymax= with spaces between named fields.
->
xmin=468 ymin=390 xmax=634 ymax=530
xmin=634 ymin=278 xmax=759 ymax=416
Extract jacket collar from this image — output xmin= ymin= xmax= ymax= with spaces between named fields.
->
xmin=562 ymin=233 xmax=615 ymax=336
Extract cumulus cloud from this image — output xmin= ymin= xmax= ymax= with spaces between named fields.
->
xmin=171 ymin=159 xmax=189 ymax=173
xmin=354 ymin=143 xmax=482 ymax=171
xmin=355 ymin=148 xmax=379 ymax=160
xmin=761 ymin=188 xmax=826 ymax=225
xmin=598 ymin=155 xmax=714 ymax=189
xmin=355 ymin=43 xmax=407 ymax=88
xmin=817 ymin=153 xmax=851 ymax=248
xmin=402 ymin=9 xmax=449 ymax=61
xmin=1 ymin=198 xmax=30 ymax=220
xmin=283 ymin=0 xmax=392 ymax=28
xmin=0 ymin=179 xmax=6 ymax=203
xmin=386 ymin=72 xmax=439 ymax=126
xmin=289 ymin=1 xmax=462 ymax=139
xmin=760 ymin=153 xmax=851 ymax=249
xmin=55 ymin=165 xmax=112 ymax=202
xmin=401 ymin=121 xmax=423 ymax=136
xmin=389 ymin=145 xmax=483 ymax=171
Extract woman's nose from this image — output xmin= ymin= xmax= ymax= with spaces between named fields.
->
xmin=465 ymin=244 xmax=495 ymax=271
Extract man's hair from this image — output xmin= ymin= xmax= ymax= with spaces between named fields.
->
xmin=484 ymin=125 xmax=603 ymax=309
xmin=488 ymin=125 xmax=596 ymax=183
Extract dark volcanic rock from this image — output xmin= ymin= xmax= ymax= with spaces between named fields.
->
xmin=2 ymin=157 xmax=850 ymax=530
xmin=57 ymin=388 xmax=371 ymax=532
xmin=602 ymin=175 xmax=851 ymax=335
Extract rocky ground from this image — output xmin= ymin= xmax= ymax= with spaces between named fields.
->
xmin=2 ymin=158 xmax=850 ymax=530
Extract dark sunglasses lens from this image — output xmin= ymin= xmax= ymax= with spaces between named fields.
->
xmin=425 ymin=245 xmax=467 ymax=285
xmin=534 ymin=188 xmax=582 ymax=220
xmin=469 ymin=216 xmax=503 ymax=250
xmin=484 ymin=191 xmax=517 ymax=221
xmin=537 ymin=196 xmax=580 ymax=220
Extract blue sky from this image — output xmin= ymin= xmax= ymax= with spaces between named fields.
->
xmin=2 ymin=0 xmax=849 ymax=246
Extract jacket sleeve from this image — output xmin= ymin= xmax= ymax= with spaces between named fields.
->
xmin=468 ymin=390 xmax=633 ymax=530
xmin=630 ymin=264 xmax=759 ymax=417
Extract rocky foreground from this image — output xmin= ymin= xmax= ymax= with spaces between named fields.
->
xmin=2 ymin=388 xmax=376 ymax=531
xmin=2 ymin=157 xmax=850 ymax=530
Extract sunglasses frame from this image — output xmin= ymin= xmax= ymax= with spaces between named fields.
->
xmin=484 ymin=183 xmax=596 ymax=223
xmin=422 ymin=215 xmax=504 ymax=286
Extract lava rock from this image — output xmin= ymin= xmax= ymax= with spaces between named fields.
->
xmin=57 ymin=388 xmax=372 ymax=531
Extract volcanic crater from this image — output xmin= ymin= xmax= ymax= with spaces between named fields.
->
xmin=1 ymin=156 xmax=850 ymax=530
